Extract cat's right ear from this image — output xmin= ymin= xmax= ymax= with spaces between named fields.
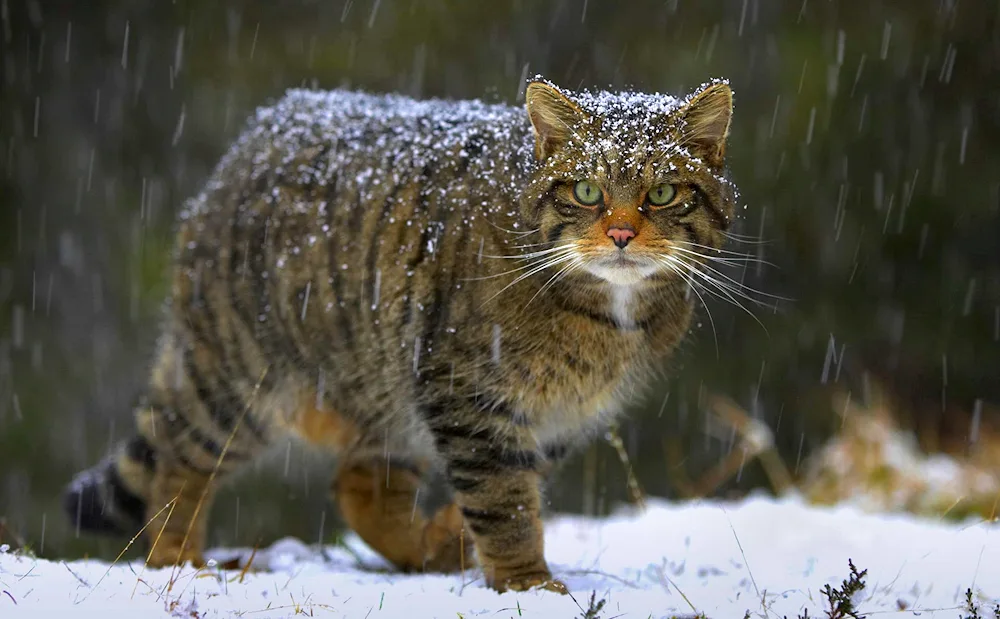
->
xmin=525 ymin=81 xmax=586 ymax=161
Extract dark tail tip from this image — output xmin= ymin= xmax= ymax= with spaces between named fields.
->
xmin=63 ymin=459 xmax=146 ymax=538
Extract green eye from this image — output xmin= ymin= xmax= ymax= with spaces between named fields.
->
xmin=647 ymin=183 xmax=677 ymax=207
xmin=573 ymin=180 xmax=602 ymax=206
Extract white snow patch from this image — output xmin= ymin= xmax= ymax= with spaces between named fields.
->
xmin=1 ymin=496 xmax=997 ymax=618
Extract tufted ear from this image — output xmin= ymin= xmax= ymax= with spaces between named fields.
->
xmin=525 ymin=81 xmax=588 ymax=161
xmin=676 ymin=82 xmax=733 ymax=167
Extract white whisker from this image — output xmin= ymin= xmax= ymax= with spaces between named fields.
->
xmin=670 ymin=245 xmax=774 ymax=269
xmin=670 ymin=250 xmax=788 ymax=304
xmin=484 ymin=219 xmax=537 ymax=237
xmin=479 ymin=244 xmax=577 ymax=261
xmin=509 ymin=239 xmax=565 ymax=251
xmin=666 ymin=253 xmax=770 ymax=335
xmin=478 ymin=251 xmax=578 ymax=308
xmin=463 ymin=245 xmax=578 ymax=282
xmin=721 ymin=230 xmax=773 ymax=245
xmin=677 ymin=240 xmax=774 ymax=261
xmin=658 ymin=257 xmax=719 ymax=356
xmin=522 ymin=256 xmax=582 ymax=313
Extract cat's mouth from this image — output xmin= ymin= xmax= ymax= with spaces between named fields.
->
xmin=596 ymin=249 xmax=656 ymax=268
xmin=584 ymin=251 xmax=660 ymax=284
xmin=603 ymin=252 xmax=643 ymax=266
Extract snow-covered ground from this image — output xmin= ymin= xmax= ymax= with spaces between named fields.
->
xmin=1 ymin=495 xmax=997 ymax=618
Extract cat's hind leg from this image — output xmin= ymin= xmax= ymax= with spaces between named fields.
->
xmin=138 ymin=334 xmax=276 ymax=569
xmin=295 ymin=405 xmax=473 ymax=573
xmin=332 ymin=453 xmax=473 ymax=573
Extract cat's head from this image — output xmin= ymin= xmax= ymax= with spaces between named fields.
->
xmin=521 ymin=77 xmax=736 ymax=287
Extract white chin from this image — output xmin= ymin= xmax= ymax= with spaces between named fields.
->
xmin=584 ymin=262 xmax=658 ymax=285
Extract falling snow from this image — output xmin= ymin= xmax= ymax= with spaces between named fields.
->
xmin=4 ymin=4 xmax=1000 ymax=619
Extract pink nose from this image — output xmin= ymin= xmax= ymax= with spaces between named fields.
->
xmin=607 ymin=226 xmax=636 ymax=249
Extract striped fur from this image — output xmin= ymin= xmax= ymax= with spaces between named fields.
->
xmin=63 ymin=77 xmax=736 ymax=593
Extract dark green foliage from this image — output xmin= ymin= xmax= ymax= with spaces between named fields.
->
xmin=572 ymin=591 xmax=608 ymax=619
xmin=789 ymin=560 xmax=867 ymax=619
xmin=959 ymin=588 xmax=1000 ymax=619
xmin=961 ymin=589 xmax=982 ymax=619
xmin=819 ymin=560 xmax=868 ymax=619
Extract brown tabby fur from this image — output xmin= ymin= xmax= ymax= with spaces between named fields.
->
xmin=64 ymin=76 xmax=736 ymax=593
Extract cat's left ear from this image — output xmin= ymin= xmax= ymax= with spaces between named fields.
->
xmin=676 ymin=82 xmax=733 ymax=167
xmin=525 ymin=81 xmax=588 ymax=161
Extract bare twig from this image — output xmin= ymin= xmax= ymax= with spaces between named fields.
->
xmin=0 ymin=519 xmax=26 ymax=553
xmin=606 ymin=425 xmax=647 ymax=510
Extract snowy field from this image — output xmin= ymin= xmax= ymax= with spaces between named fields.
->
xmin=1 ymin=495 xmax=997 ymax=618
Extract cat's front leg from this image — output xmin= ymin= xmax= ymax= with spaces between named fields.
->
xmin=434 ymin=421 xmax=567 ymax=594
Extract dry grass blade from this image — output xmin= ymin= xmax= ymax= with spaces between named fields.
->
xmin=459 ymin=524 xmax=467 ymax=593
xmin=137 ymin=496 xmax=179 ymax=600
xmin=649 ymin=560 xmax=700 ymax=616
xmin=61 ymin=561 xmax=90 ymax=587
xmin=722 ymin=509 xmax=765 ymax=615
xmin=164 ymin=366 xmax=271 ymax=599
xmin=73 ymin=496 xmax=177 ymax=602
xmin=234 ymin=543 xmax=260 ymax=584
xmin=238 ymin=601 xmax=340 ymax=615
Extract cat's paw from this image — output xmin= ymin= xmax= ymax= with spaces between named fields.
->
xmin=145 ymin=535 xmax=206 ymax=569
xmin=421 ymin=503 xmax=476 ymax=572
xmin=493 ymin=571 xmax=569 ymax=595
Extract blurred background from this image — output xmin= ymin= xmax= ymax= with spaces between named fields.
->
xmin=1 ymin=0 xmax=999 ymax=561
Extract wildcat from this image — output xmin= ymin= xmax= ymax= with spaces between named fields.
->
xmin=63 ymin=76 xmax=736 ymax=593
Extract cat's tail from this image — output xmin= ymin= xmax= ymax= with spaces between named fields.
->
xmin=63 ymin=433 xmax=157 ymax=537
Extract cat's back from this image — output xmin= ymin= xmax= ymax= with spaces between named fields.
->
xmin=169 ymin=88 xmax=536 ymax=387
xmin=175 ymin=88 xmax=535 ymax=280
xmin=196 ymin=88 xmax=532 ymax=196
